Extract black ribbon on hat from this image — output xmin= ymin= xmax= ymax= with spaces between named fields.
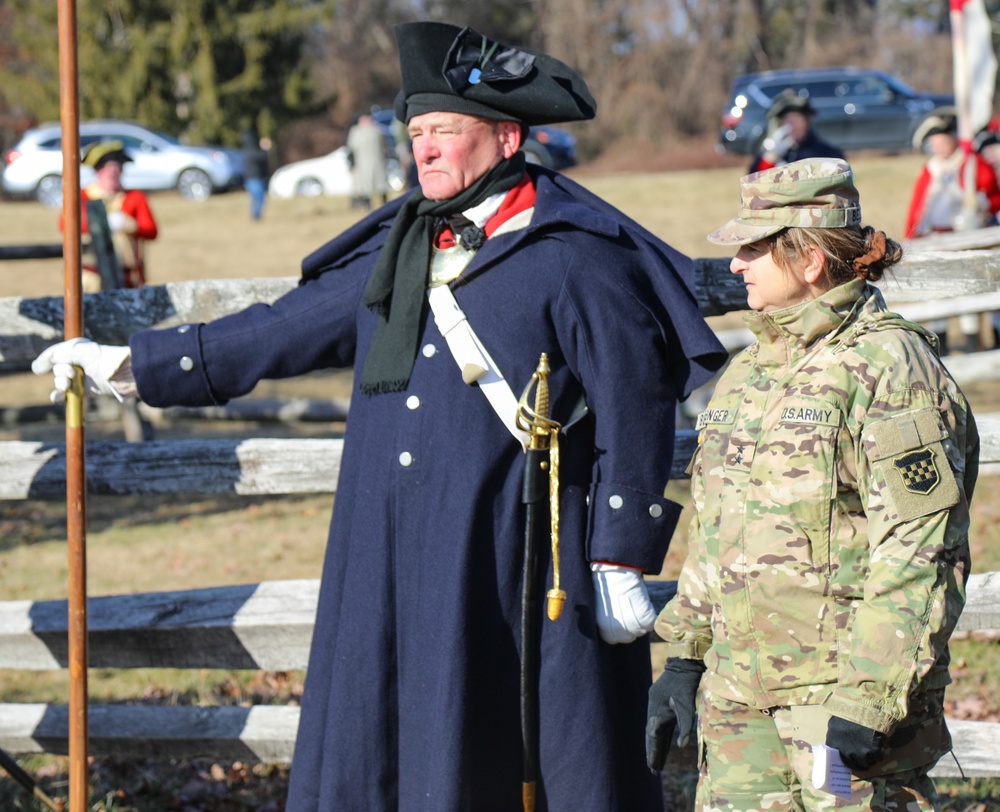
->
xmin=443 ymin=27 xmax=536 ymax=92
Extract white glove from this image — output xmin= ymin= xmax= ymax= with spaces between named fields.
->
xmin=31 ymin=338 xmax=131 ymax=403
xmin=106 ymin=211 xmax=126 ymax=231
xmin=591 ymin=562 xmax=657 ymax=644
xmin=762 ymin=123 xmax=796 ymax=162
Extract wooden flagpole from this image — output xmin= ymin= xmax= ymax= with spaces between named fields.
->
xmin=56 ymin=0 xmax=89 ymax=808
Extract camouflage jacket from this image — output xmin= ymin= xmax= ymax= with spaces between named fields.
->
xmin=655 ymin=279 xmax=979 ymax=734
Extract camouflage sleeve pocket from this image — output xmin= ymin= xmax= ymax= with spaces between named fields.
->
xmin=863 ymin=408 xmax=960 ymax=523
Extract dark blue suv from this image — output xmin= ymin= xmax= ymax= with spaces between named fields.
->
xmin=718 ymin=67 xmax=953 ymax=155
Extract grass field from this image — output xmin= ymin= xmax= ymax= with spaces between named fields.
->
xmin=2 ymin=152 xmax=999 ymax=809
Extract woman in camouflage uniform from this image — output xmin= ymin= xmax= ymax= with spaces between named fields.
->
xmin=647 ymin=158 xmax=979 ymax=812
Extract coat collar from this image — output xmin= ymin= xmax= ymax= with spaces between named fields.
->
xmin=301 ymin=166 xmax=639 ymax=281
xmin=519 ymin=167 xmax=622 ymax=239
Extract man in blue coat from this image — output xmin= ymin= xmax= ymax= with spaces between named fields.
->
xmin=34 ymin=21 xmax=726 ymax=812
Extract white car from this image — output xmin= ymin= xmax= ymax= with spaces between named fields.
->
xmin=2 ymin=119 xmax=242 ymax=207
xmin=268 ymin=146 xmax=405 ymax=199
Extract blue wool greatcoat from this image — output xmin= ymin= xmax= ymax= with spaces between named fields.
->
xmin=130 ymin=166 xmax=726 ymax=812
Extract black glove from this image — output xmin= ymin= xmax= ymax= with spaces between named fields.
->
xmin=826 ymin=715 xmax=887 ymax=772
xmin=645 ymin=658 xmax=705 ymax=772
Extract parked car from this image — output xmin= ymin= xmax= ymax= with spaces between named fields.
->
xmin=268 ymin=147 xmax=407 ymax=199
xmin=371 ymin=107 xmax=579 ymax=170
xmin=718 ymin=67 xmax=954 ymax=156
xmin=270 ymin=105 xmax=584 ymax=201
xmin=1 ymin=119 xmax=243 ymax=207
xmin=520 ymin=125 xmax=579 ymax=169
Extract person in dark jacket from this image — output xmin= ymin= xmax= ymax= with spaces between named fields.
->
xmin=33 ymin=21 xmax=727 ymax=812
xmin=749 ymin=90 xmax=846 ymax=174
xmin=242 ymin=129 xmax=271 ymax=220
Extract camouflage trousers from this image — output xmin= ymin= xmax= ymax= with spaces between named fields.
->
xmin=694 ymin=690 xmax=950 ymax=812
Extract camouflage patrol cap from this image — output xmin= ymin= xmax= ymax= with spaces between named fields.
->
xmin=708 ymin=158 xmax=862 ymax=246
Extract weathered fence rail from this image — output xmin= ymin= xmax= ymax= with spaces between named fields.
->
xmin=0 ymin=244 xmax=64 ymax=262
xmin=3 ymin=249 xmax=1000 ymax=780
xmin=1 ymin=575 xmax=998 ymax=775
xmin=3 ymin=248 xmax=1000 ymax=368
xmin=3 ymin=414 xmax=1000 ymax=500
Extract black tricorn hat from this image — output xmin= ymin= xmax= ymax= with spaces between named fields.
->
xmin=81 ymin=140 xmax=133 ymax=169
xmin=393 ymin=22 xmax=596 ymax=126
xmin=912 ymin=107 xmax=958 ymax=148
xmin=766 ymin=90 xmax=816 ymax=121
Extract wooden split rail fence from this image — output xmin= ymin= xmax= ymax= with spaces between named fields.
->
xmin=2 ymin=245 xmax=1000 ymax=777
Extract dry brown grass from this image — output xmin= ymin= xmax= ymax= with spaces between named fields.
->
xmin=2 ymin=151 xmax=928 ymax=299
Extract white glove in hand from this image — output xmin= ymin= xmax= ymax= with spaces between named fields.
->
xmin=591 ymin=562 xmax=657 ymax=644
xmin=31 ymin=337 xmax=131 ymax=403
xmin=762 ymin=123 xmax=796 ymax=162
xmin=106 ymin=211 xmax=126 ymax=232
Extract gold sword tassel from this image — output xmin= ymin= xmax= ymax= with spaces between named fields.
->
xmin=545 ymin=426 xmax=565 ymax=620
xmin=515 ymin=354 xmax=565 ymax=620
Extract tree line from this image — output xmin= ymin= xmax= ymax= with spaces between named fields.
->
xmin=0 ymin=0 xmax=995 ymax=164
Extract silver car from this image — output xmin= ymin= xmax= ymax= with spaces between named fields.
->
xmin=1 ymin=119 xmax=243 ymax=207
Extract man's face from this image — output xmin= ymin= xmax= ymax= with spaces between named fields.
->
xmin=407 ymin=112 xmax=522 ymax=200
xmin=927 ymin=132 xmax=959 ymax=161
xmin=95 ymin=160 xmax=124 ymax=192
xmin=779 ymin=111 xmax=811 ymax=143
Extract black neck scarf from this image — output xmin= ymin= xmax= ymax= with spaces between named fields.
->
xmin=359 ymin=152 xmax=526 ymax=394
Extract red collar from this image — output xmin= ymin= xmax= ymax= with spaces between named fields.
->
xmin=484 ymin=173 xmax=536 ymax=237
xmin=435 ymin=173 xmax=536 ymax=248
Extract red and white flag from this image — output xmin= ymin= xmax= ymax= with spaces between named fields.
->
xmin=951 ymin=0 xmax=997 ymax=138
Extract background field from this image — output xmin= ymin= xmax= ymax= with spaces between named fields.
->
xmin=2 ymin=153 xmax=999 ymax=810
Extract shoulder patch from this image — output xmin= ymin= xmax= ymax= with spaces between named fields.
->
xmin=867 ymin=409 xmax=959 ymax=523
xmin=892 ymin=448 xmax=941 ymax=494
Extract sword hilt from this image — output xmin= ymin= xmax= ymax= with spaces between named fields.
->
xmin=516 ymin=354 xmax=559 ymax=451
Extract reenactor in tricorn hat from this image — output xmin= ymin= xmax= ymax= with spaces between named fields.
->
xmin=62 ymin=139 xmax=158 ymax=291
xmin=649 ymin=159 xmax=978 ymax=812
xmin=749 ymin=88 xmax=846 ymax=174
xmin=904 ymin=109 xmax=1000 ymax=353
xmin=905 ymin=108 xmax=1000 ymax=239
xmin=34 ymin=22 xmax=727 ymax=810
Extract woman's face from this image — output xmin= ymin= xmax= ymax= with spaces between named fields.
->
xmin=729 ymin=238 xmax=821 ymax=312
